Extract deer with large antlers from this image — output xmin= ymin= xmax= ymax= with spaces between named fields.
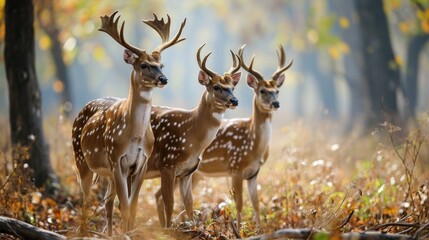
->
xmin=72 ymin=11 xmax=186 ymax=235
xmin=193 ymin=45 xmax=293 ymax=227
xmin=139 ymin=45 xmax=242 ymax=228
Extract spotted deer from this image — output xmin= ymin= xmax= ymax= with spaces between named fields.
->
xmin=141 ymin=45 xmax=242 ymax=227
xmin=194 ymin=45 xmax=293 ymax=227
xmin=71 ymin=11 xmax=186 ymax=235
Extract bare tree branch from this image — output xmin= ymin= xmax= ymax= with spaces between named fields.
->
xmin=0 ymin=216 xmax=66 ymax=240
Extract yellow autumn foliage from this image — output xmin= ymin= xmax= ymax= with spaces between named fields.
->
xmin=339 ymin=17 xmax=349 ymax=29
xmin=39 ymin=34 xmax=52 ymax=50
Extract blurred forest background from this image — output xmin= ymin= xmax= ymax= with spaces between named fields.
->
xmin=1 ymin=0 xmax=428 ymax=132
xmin=1 ymin=0 xmax=429 ymax=238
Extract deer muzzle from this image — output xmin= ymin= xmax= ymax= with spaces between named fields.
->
xmin=272 ymin=101 xmax=280 ymax=109
xmin=158 ymin=76 xmax=168 ymax=85
xmin=230 ymin=97 xmax=239 ymax=107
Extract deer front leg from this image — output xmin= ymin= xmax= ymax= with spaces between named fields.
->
xmin=179 ymin=174 xmax=194 ymax=222
xmin=103 ymin=178 xmax=116 ymax=236
xmin=160 ymin=168 xmax=176 ymax=227
xmin=232 ymin=174 xmax=244 ymax=228
xmin=113 ymin=156 xmax=131 ymax=233
xmin=247 ymin=174 xmax=261 ymax=226
xmin=129 ymin=159 xmax=147 ymax=229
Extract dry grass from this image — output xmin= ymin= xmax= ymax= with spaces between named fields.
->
xmin=0 ymin=115 xmax=428 ymax=239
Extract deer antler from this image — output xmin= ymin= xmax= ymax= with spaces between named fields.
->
xmin=143 ymin=14 xmax=186 ymax=54
xmin=227 ymin=50 xmax=242 ymax=74
xmin=197 ymin=44 xmax=217 ymax=78
xmin=238 ymin=45 xmax=264 ymax=82
xmin=271 ymin=45 xmax=293 ymax=81
xmin=98 ymin=11 xmax=143 ymax=58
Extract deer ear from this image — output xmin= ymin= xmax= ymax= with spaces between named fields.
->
xmin=276 ymin=74 xmax=285 ymax=88
xmin=198 ymin=70 xmax=210 ymax=85
xmin=230 ymin=72 xmax=241 ymax=86
xmin=247 ymin=74 xmax=259 ymax=89
xmin=123 ymin=49 xmax=138 ymax=65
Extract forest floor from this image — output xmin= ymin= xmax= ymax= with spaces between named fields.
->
xmin=0 ymin=116 xmax=428 ymax=239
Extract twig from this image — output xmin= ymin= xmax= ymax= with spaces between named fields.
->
xmin=370 ymin=222 xmax=420 ymax=231
xmin=0 ymin=166 xmax=17 ymax=191
xmin=230 ymin=218 xmax=241 ymax=239
xmin=397 ymin=227 xmax=414 ymax=235
xmin=317 ymin=189 xmax=350 ymax=229
xmin=420 ymin=232 xmax=429 ymax=239
xmin=306 ymin=227 xmax=315 ymax=240
xmin=398 ymin=213 xmax=413 ymax=222
xmin=86 ymin=230 xmax=109 ymax=239
xmin=414 ymin=222 xmax=429 ymax=239
xmin=386 ymin=123 xmax=425 ymax=207
xmin=247 ymin=228 xmax=414 ymax=240
xmin=84 ymin=192 xmax=114 ymax=225
xmin=332 ymin=210 xmax=354 ymax=230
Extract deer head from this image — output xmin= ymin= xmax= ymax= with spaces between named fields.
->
xmin=197 ymin=44 xmax=242 ymax=110
xmin=238 ymin=44 xmax=293 ymax=113
xmin=99 ymin=11 xmax=186 ymax=89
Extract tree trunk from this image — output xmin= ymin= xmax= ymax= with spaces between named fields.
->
xmin=37 ymin=0 xmax=72 ymax=118
xmin=48 ymin=29 xmax=72 ymax=117
xmin=300 ymin=50 xmax=338 ymax=119
xmin=354 ymin=0 xmax=400 ymax=127
xmin=403 ymin=34 xmax=429 ymax=121
xmin=5 ymin=0 xmax=58 ymax=189
xmin=328 ymin=0 xmax=367 ymax=132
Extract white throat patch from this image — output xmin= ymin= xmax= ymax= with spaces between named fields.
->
xmin=212 ymin=112 xmax=225 ymax=120
xmin=139 ymin=90 xmax=153 ymax=100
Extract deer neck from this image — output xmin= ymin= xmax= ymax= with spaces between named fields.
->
xmin=123 ymin=71 xmax=153 ymax=135
xmin=184 ymin=91 xmax=225 ymax=150
xmin=250 ymin=96 xmax=272 ymax=151
xmin=192 ymin=91 xmax=225 ymax=125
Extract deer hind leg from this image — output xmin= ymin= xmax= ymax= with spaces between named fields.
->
xmin=76 ymin=162 xmax=94 ymax=234
xmin=103 ymin=178 xmax=116 ymax=236
xmin=156 ymin=171 xmax=181 ymax=227
xmin=160 ymin=168 xmax=176 ymax=227
xmin=231 ymin=174 xmax=244 ymax=228
xmin=247 ymin=174 xmax=261 ymax=226
xmin=155 ymin=188 xmax=165 ymax=227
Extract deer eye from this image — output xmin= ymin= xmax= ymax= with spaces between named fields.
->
xmin=276 ymin=90 xmax=279 ymax=94
xmin=260 ymin=89 xmax=267 ymax=94
xmin=213 ymin=85 xmax=221 ymax=91
xmin=141 ymin=63 xmax=148 ymax=69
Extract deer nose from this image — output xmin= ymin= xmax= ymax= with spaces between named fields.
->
xmin=272 ymin=101 xmax=280 ymax=108
xmin=158 ymin=76 xmax=168 ymax=85
xmin=230 ymin=98 xmax=239 ymax=106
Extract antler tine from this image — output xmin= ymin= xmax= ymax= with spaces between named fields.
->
xmin=143 ymin=14 xmax=170 ymax=42
xmin=277 ymin=44 xmax=285 ymax=67
xmin=159 ymin=17 xmax=187 ymax=51
xmin=227 ymin=50 xmax=241 ymax=74
xmin=197 ymin=44 xmax=216 ymax=77
xmin=99 ymin=11 xmax=143 ymax=57
xmin=238 ymin=45 xmax=264 ymax=81
xmin=272 ymin=45 xmax=293 ymax=81
xmin=144 ymin=14 xmax=187 ymax=54
xmin=202 ymin=53 xmax=216 ymax=78
xmin=196 ymin=44 xmax=205 ymax=68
